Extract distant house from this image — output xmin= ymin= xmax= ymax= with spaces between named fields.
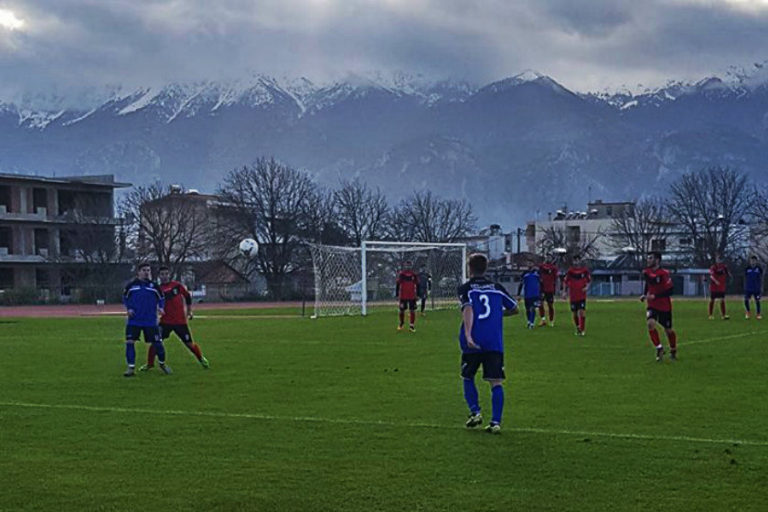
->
xmin=139 ymin=186 xmax=262 ymax=301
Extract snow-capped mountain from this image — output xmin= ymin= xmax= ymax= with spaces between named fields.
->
xmin=2 ymin=67 xmax=768 ymax=226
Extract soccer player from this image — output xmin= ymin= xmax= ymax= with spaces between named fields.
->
xmin=641 ymin=252 xmax=678 ymax=362
xmin=417 ymin=265 xmax=432 ymax=316
xmin=563 ymin=254 xmax=591 ymax=336
xmin=141 ymin=266 xmax=210 ymax=371
xmin=708 ymin=253 xmax=730 ymax=320
xmin=396 ymin=260 xmax=420 ymax=332
xmin=744 ymin=255 xmax=763 ymax=320
xmin=122 ymin=263 xmax=171 ymax=377
xmin=517 ymin=264 xmax=541 ymax=329
xmin=458 ymin=253 xmax=518 ymax=434
xmin=538 ymin=256 xmax=559 ymax=326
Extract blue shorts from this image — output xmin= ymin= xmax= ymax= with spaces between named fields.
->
xmin=125 ymin=325 xmax=161 ymax=343
xmin=745 ymin=291 xmax=762 ymax=300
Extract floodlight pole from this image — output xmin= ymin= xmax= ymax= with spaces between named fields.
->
xmin=361 ymin=241 xmax=368 ymax=316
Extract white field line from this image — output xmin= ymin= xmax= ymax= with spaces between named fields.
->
xmin=1 ymin=401 xmax=766 ymax=447
xmin=680 ymin=329 xmax=767 ymax=347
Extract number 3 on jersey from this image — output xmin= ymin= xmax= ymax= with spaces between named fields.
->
xmin=477 ymin=293 xmax=491 ymax=319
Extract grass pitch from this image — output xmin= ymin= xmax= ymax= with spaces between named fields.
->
xmin=1 ymin=300 xmax=767 ymax=511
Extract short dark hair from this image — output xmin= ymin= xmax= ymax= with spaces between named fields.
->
xmin=573 ymin=254 xmax=582 ymax=260
xmin=158 ymin=265 xmax=170 ymax=272
xmin=750 ymin=255 xmax=758 ymax=260
xmin=136 ymin=262 xmax=151 ymax=271
xmin=650 ymin=251 xmax=662 ymax=261
xmin=468 ymin=253 xmax=488 ymax=275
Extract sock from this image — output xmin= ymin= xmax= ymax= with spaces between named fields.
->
xmin=668 ymin=330 xmax=677 ymax=352
xmin=186 ymin=342 xmax=203 ymax=361
xmin=720 ymin=300 xmax=726 ymax=317
xmin=152 ymin=341 xmax=166 ymax=364
xmin=745 ymin=298 xmax=751 ymax=312
xmin=409 ymin=311 xmax=415 ymax=325
xmin=125 ymin=343 xmax=136 ymax=366
xmin=757 ymin=299 xmax=761 ymax=314
xmin=579 ymin=315 xmax=585 ymax=332
xmin=527 ymin=308 xmax=535 ymax=324
xmin=538 ymin=303 xmax=545 ymax=319
xmin=573 ymin=313 xmax=579 ymax=327
xmin=708 ymin=299 xmax=714 ymax=316
xmin=649 ymin=329 xmax=661 ymax=347
xmin=421 ymin=298 xmax=426 ymax=312
xmin=548 ymin=303 xmax=555 ymax=322
xmin=463 ymin=379 xmax=480 ymax=414
xmin=491 ymin=385 xmax=504 ymax=425
xmin=147 ymin=344 xmax=157 ymax=366
xmin=398 ymin=311 xmax=404 ymax=326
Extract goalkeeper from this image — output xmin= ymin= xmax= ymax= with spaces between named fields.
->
xmin=417 ymin=265 xmax=432 ymax=315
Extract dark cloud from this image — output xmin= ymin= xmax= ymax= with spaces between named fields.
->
xmin=1 ymin=0 xmax=767 ymax=103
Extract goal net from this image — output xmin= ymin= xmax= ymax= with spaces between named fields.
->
xmin=309 ymin=241 xmax=467 ymax=317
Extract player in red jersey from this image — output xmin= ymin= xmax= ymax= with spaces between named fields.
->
xmin=141 ymin=266 xmax=209 ymax=370
xmin=538 ymin=255 xmax=559 ymax=327
xmin=641 ymin=252 xmax=678 ymax=362
xmin=563 ymin=254 xmax=591 ymax=336
xmin=708 ymin=253 xmax=730 ymax=320
xmin=396 ymin=260 xmax=420 ymax=332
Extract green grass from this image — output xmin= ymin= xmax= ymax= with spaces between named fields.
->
xmin=1 ymin=300 xmax=768 ymax=511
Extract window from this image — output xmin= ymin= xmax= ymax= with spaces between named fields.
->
xmin=679 ymin=238 xmax=691 ymax=246
xmin=34 ymin=229 xmax=49 ymax=254
xmin=651 ymin=239 xmax=667 ymax=252
xmin=567 ymin=225 xmax=581 ymax=244
xmin=0 ymin=227 xmax=12 ymax=254
xmin=0 ymin=186 xmax=12 ymax=213
xmin=0 ymin=268 xmax=13 ymax=289
xmin=33 ymin=187 xmax=47 ymax=208
xmin=35 ymin=268 xmax=50 ymax=288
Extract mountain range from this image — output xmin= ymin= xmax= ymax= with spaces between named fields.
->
xmin=2 ymin=66 xmax=768 ymax=227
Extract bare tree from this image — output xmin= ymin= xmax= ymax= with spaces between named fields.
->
xmin=390 ymin=191 xmax=476 ymax=242
xmin=609 ymin=198 xmax=671 ymax=256
xmin=334 ymin=179 xmax=390 ymax=245
xmin=215 ymin=158 xmax=317 ymax=299
xmin=121 ymin=183 xmax=210 ymax=277
xmin=748 ymin=185 xmax=768 ymax=261
xmin=57 ymin=193 xmax=131 ymax=300
xmin=301 ymin=187 xmax=347 ymax=246
xmin=536 ymin=225 xmax=603 ymax=265
xmin=666 ymin=167 xmax=755 ymax=265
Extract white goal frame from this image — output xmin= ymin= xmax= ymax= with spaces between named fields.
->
xmin=360 ymin=240 xmax=467 ymax=316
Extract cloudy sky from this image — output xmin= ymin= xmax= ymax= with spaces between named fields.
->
xmin=1 ymin=0 xmax=768 ymax=102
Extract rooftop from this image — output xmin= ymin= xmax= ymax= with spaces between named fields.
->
xmin=0 ymin=173 xmax=131 ymax=189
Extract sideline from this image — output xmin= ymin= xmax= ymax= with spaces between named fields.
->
xmin=1 ymin=400 xmax=766 ymax=447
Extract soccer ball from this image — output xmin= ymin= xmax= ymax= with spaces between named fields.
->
xmin=239 ymin=238 xmax=259 ymax=258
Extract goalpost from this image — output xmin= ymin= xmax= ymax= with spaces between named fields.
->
xmin=309 ymin=241 xmax=467 ymax=317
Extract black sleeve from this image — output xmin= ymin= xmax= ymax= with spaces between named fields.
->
xmin=457 ymin=283 xmax=470 ymax=308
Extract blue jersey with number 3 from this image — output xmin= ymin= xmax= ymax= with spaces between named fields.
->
xmin=457 ymin=277 xmax=517 ymax=354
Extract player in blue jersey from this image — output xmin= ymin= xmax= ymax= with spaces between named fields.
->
xmin=122 ymin=263 xmax=172 ymax=377
xmin=457 ymin=253 xmax=518 ymax=434
xmin=744 ymin=255 xmax=763 ymax=320
xmin=517 ymin=264 xmax=542 ymax=329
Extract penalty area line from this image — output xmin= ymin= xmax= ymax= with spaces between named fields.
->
xmin=1 ymin=401 xmax=767 ymax=447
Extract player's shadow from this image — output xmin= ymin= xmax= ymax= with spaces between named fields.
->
xmin=0 ymin=320 xmax=19 ymax=324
